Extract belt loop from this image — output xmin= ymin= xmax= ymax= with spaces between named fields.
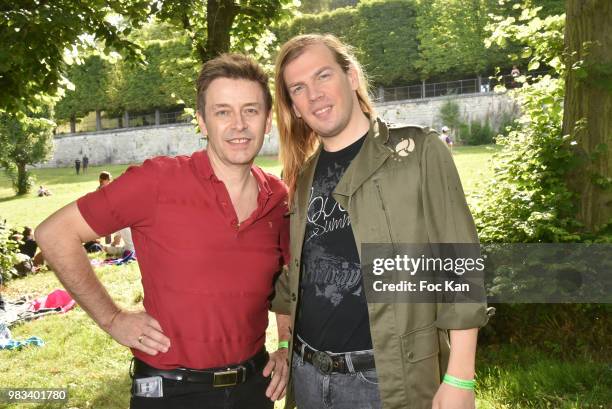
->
xmin=345 ymin=353 xmax=355 ymax=373
xmin=297 ymin=335 xmax=307 ymax=364
xmin=129 ymin=358 xmax=135 ymax=379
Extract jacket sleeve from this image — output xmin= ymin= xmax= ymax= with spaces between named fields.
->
xmin=420 ymin=132 xmax=490 ymax=329
xmin=270 ymin=265 xmax=291 ymax=315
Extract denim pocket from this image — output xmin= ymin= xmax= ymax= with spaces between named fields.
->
xmin=357 ymin=369 xmax=379 ymax=385
xmin=291 ymin=352 xmax=304 ymax=368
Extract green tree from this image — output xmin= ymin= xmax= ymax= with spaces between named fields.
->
xmin=562 ymin=0 xmax=612 ymax=234
xmin=300 ymin=0 xmax=332 ymax=13
xmin=113 ymin=43 xmax=176 ymax=113
xmin=330 ymin=0 xmax=359 ymax=9
xmin=109 ymin=24 xmax=197 ymax=114
xmin=0 ymin=108 xmax=55 ymax=195
xmin=54 ymin=56 xmax=112 ymax=132
xmin=276 ymin=0 xmax=420 ymax=86
xmin=156 ymin=0 xmax=295 ymax=63
xmin=532 ymin=0 xmax=564 ymax=16
xmin=355 ymin=0 xmax=419 ymax=85
xmin=475 ymin=5 xmax=572 ymax=242
xmin=475 ymin=1 xmax=609 ymax=361
xmin=55 ymin=21 xmax=198 ymax=124
xmin=0 ymin=1 xmax=152 ymax=113
xmin=415 ymin=0 xmax=510 ymax=80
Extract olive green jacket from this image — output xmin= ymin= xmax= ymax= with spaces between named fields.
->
xmin=271 ymin=118 xmax=490 ymax=409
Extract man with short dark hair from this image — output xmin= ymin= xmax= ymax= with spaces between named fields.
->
xmin=37 ymin=53 xmax=290 ymax=409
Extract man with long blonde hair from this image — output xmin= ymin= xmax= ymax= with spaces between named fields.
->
xmin=271 ymin=34 xmax=490 ymax=409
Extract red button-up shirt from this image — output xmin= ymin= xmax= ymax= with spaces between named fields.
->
xmin=77 ymin=150 xmax=289 ymax=369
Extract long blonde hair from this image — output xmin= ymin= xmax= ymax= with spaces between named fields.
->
xmin=274 ymin=34 xmax=375 ymax=205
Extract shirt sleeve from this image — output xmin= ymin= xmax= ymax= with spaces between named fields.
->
xmin=77 ymin=159 xmax=159 ymax=237
xmin=420 ymin=133 xmax=490 ymax=329
xmin=270 ymin=191 xmax=291 ymax=314
xmin=280 ymin=207 xmax=290 ymax=267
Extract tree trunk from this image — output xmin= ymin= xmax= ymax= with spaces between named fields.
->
xmin=204 ymin=0 xmax=238 ymax=62
xmin=70 ymin=114 xmax=76 ymax=133
xmin=95 ymin=110 xmax=102 ymax=131
xmin=563 ymin=0 xmax=612 ymax=233
xmin=16 ymin=161 xmax=29 ymax=195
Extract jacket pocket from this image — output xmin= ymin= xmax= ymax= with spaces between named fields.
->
xmin=399 ymin=323 xmax=440 ymax=363
xmin=400 ymin=324 xmax=441 ymax=404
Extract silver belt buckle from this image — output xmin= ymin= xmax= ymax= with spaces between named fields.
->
xmin=213 ymin=365 xmax=246 ymax=387
xmin=312 ymin=351 xmax=334 ymax=374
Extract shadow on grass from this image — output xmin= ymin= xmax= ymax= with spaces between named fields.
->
xmin=0 ymin=194 xmax=21 ymax=203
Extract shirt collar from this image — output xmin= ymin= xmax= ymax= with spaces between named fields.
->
xmin=192 ymin=150 xmax=272 ymax=197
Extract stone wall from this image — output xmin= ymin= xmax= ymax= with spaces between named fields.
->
xmin=42 ymin=123 xmax=280 ymax=168
xmin=41 ymin=92 xmax=517 ymax=167
xmin=376 ymin=92 xmax=519 ymax=131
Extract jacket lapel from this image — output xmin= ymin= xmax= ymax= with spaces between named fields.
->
xmin=333 ymin=118 xmax=394 ymax=209
xmin=292 ymin=144 xmax=322 ymax=262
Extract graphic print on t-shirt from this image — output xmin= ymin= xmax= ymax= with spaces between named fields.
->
xmin=303 ymin=166 xmax=362 ymax=306
xmin=297 ymin=134 xmax=372 ymax=352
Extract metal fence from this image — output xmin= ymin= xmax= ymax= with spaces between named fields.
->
xmin=375 ymin=72 xmax=549 ymax=103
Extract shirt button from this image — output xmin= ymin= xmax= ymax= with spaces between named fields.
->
xmin=291 ymin=293 xmax=297 ymax=301
xmin=294 ymin=259 xmax=299 ymax=267
xmin=407 ymin=351 xmax=414 ymax=359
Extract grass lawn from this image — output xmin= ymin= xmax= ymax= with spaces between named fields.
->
xmin=1 ymin=145 xmax=609 ymax=408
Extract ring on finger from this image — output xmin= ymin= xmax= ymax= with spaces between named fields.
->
xmin=138 ymin=334 xmax=145 ymax=343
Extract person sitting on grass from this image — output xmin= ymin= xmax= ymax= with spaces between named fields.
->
xmin=104 ymin=227 xmax=135 ymax=258
xmin=17 ymin=227 xmax=45 ymax=268
xmin=37 ymin=186 xmax=52 ymax=197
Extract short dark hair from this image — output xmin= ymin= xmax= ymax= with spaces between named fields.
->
xmin=99 ymin=171 xmax=112 ymax=181
xmin=196 ymin=53 xmax=272 ymax=116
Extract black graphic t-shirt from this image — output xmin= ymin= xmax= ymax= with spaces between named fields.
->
xmin=296 ymin=134 xmax=373 ymax=352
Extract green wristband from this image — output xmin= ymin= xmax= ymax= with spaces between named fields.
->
xmin=443 ymin=374 xmax=475 ymax=390
xmin=278 ymin=340 xmax=289 ymax=349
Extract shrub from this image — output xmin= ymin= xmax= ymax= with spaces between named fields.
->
xmin=465 ymin=119 xmax=495 ymax=145
xmin=0 ymin=218 xmax=20 ymax=283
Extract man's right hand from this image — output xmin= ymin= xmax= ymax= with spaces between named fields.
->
xmin=107 ymin=310 xmax=171 ymax=356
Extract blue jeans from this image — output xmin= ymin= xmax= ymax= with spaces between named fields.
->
xmin=292 ymin=350 xmax=382 ymax=409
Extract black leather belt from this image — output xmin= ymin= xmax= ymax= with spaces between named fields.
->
xmin=294 ymin=338 xmax=376 ymax=375
xmin=132 ymin=348 xmax=268 ymax=387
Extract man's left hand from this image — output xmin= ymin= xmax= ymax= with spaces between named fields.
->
xmin=432 ymin=382 xmax=475 ymax=409
xmin=263 ymin=348 xmax=289 ymax=401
